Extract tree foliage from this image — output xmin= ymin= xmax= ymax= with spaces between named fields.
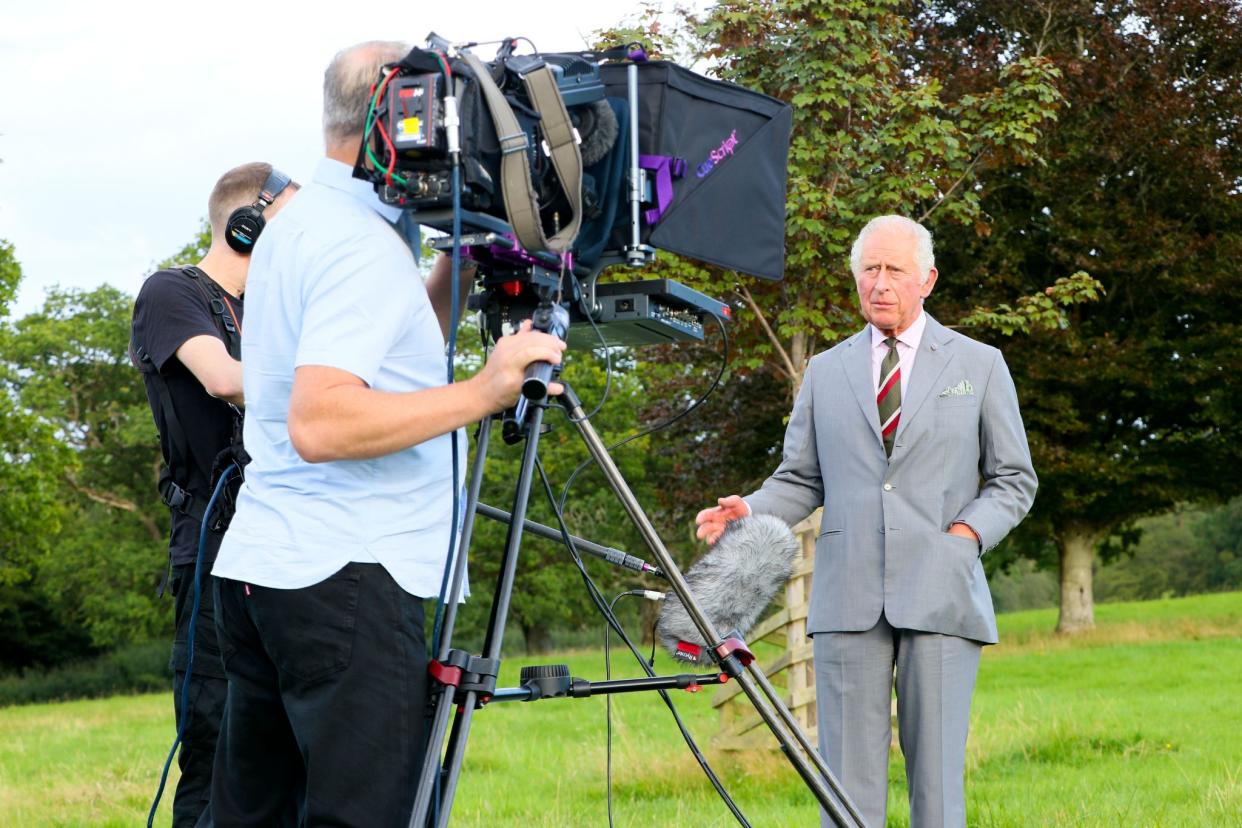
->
xmin=1 ymin=284 xmax=169 ymax=653
xmin=992 ymin=495 xmax=1242 ymax=610
xmin=0 ymin=240 xmax=21 ymax=318
xmin=1096 ymin=498 xmax=1242 ymax=602
xmin=915 ymin=0 xmax=1242 ymax=630
xmin=0 ymin=220 xmax=217 ymax=663
xmin=0 ymin=243 xmax=88 ymax=669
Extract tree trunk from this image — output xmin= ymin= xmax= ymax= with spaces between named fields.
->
xmin=522 ymin=622 xmax=554 ymax=655
xmin=789 ymin=330 xmax=809 ymax=397
xmin=1055 ymin=527 xmax=1099 ymax=634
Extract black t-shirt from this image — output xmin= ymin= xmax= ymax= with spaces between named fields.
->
xmin=132 ymin=268 xmax=243 ymax=565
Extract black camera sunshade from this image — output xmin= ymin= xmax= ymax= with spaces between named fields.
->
xmin=601 ymin=61 xmax=793 ymax=281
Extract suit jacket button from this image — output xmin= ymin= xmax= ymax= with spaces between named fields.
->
xmin=883 ymin=483 xmax=893 ymax=491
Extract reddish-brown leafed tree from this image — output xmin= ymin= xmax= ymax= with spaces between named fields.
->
xmin=913 ymin=0 xmax=1242 ymax=631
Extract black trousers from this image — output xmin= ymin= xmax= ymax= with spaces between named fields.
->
xmin=170 ymin=562 xmax=228 ymax=828
xmin=209 ymin=563 xmax=429 ymax=828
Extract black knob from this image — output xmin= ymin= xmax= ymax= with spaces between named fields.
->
xmin=519 ymin=664 xmax=572 ymax=701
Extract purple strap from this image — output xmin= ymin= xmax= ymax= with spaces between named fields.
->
xmin=639 ymin=155 xmax=687 ymax=225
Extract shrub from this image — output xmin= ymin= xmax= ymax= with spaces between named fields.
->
xmin=0 ymin=640 xmax=170 ymax=707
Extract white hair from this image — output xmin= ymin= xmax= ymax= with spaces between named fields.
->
xmin=849 ymin=215 xmax=936 ymax=285
xmin=322 ymin=41 xmax=409 ymax=148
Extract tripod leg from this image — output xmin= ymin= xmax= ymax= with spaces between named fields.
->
xmin=479 ymin=407 xmax=544 ymax=657
xmin=421 ymin=403 xmax=549 ymax=828
xmin=434 ymin=417 xmax=493 ymax=654
xmin=410 ymin=417 xmax=495 ymax=828
xmin=746 ymin=663 xmax=841 ymax=785
xmin=732 ymin=670 xmax=864 ymax=826
xmin=557 ymin=386 xmax=865 ymax=827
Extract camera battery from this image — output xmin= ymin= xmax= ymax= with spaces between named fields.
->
xmin=388 ymin=73 xmax=442 ymax=153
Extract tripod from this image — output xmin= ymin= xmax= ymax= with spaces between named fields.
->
xmin=408 ymin=379 xmax=867 ymax=828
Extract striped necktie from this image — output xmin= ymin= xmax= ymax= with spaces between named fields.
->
xmin=877 ymin=337 xmax=901 ymax=458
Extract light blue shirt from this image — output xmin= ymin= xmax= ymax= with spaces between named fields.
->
xmin=213 ymin=158 xmax=460 ymax=597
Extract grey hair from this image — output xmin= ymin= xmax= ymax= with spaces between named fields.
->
xmin=849 ymin=215 xmax=936 ymax=285
xmin=322 ymin=41 xmax=409 ymax=148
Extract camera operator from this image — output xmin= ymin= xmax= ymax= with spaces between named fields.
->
xmin=130 ymin=162 xmax=296 ymax=828
xmin=206 ymin=41 xmax=567 ymax=826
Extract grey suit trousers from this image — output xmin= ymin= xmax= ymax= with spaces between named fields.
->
xmin=814 ymin=615 xmax=981 ymax=828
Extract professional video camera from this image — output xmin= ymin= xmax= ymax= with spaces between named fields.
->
xmin=354 ymin=36 xmax=865 ymax=828
xmin=353 ymin=34 xmax=794 ymax=350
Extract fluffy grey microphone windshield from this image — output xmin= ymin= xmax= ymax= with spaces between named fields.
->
xmin=657 ymin=515 xmax=799 ymax=665
xmin=576 ymin=99 xmax=619 ymax=167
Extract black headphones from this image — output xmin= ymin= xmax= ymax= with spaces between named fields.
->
xmin=225 ymin=168 xmax=293 ymax=254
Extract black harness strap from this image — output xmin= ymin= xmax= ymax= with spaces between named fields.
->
xmin=182 ymin=266 xmax=242 ymax=358
xmin=131 ymin=267 xmax=244 ymax=533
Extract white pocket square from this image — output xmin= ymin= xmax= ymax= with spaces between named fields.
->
xmin=938 ymin=379 xmax=975 ymax=397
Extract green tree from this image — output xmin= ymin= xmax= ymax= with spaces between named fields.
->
xmin=914 ymin=0 xmax=1242 ymax=631
xmin=1 ymin=284 xmax=170 ymax=650
xmin=1191 ymin=498 xmax=1242 ymax=594
xmin=0 ymin=242 xmax=88 ymax=669
xmin=0 ymin=240 xmax=19 ymax=317
xmin=1094 ymin=499 xmax=1242 ymax=602
xmin=0 ymin=241 xmax=61 ymax=581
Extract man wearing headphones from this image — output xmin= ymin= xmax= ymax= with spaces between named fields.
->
xmin=131 ymin=162 xmax=296 ymax=828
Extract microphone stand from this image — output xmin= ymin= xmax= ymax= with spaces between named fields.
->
xmin=409 ymin=382 xmax=866 ymax=828
xmin=474 ymin=502 xmax=664 ymax=578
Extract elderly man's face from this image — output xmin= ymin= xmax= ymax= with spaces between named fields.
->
xmin=854 ymin=226 xmax=937 ymax=337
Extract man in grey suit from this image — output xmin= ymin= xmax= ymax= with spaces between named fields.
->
xmin=697 ymin=215 xmax=1036 ymax=827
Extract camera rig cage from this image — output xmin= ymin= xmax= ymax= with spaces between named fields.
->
xmin=353 ymin=33 xmax=794 ymax=348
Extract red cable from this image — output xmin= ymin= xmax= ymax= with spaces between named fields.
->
xmin=376 ymin=118 xmax=398 ymax=187
xmin=220 ymin=294 xmax=242 ymax=337
xmin=371 ymin=67 xmax=401 ymax=184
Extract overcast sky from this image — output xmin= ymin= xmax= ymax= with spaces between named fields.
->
xmin=0 ymin=0 xmax=647 ymax=316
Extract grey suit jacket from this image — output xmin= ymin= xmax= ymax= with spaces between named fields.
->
xmin=745 ymin=314 xmax=1036 ymax=644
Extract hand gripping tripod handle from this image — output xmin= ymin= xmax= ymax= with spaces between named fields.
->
xmin=521 ymin=302 xmax=570 ymax=400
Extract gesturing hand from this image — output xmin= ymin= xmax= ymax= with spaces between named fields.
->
xmin=694 ymin=495 xmax=750 ymax=545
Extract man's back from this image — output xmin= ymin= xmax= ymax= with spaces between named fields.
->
xmin=215 ymin=158 xmax=458 ymax=598
xmin=132 ymin=268 xmax=242 ymax=564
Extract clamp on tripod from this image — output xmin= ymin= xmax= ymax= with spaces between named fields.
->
xmin=409 ymin=353 xmax=867 ymax=826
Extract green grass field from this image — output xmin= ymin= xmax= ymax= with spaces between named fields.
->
xmin=1 ymin=593 xmax=1239 ymax=826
